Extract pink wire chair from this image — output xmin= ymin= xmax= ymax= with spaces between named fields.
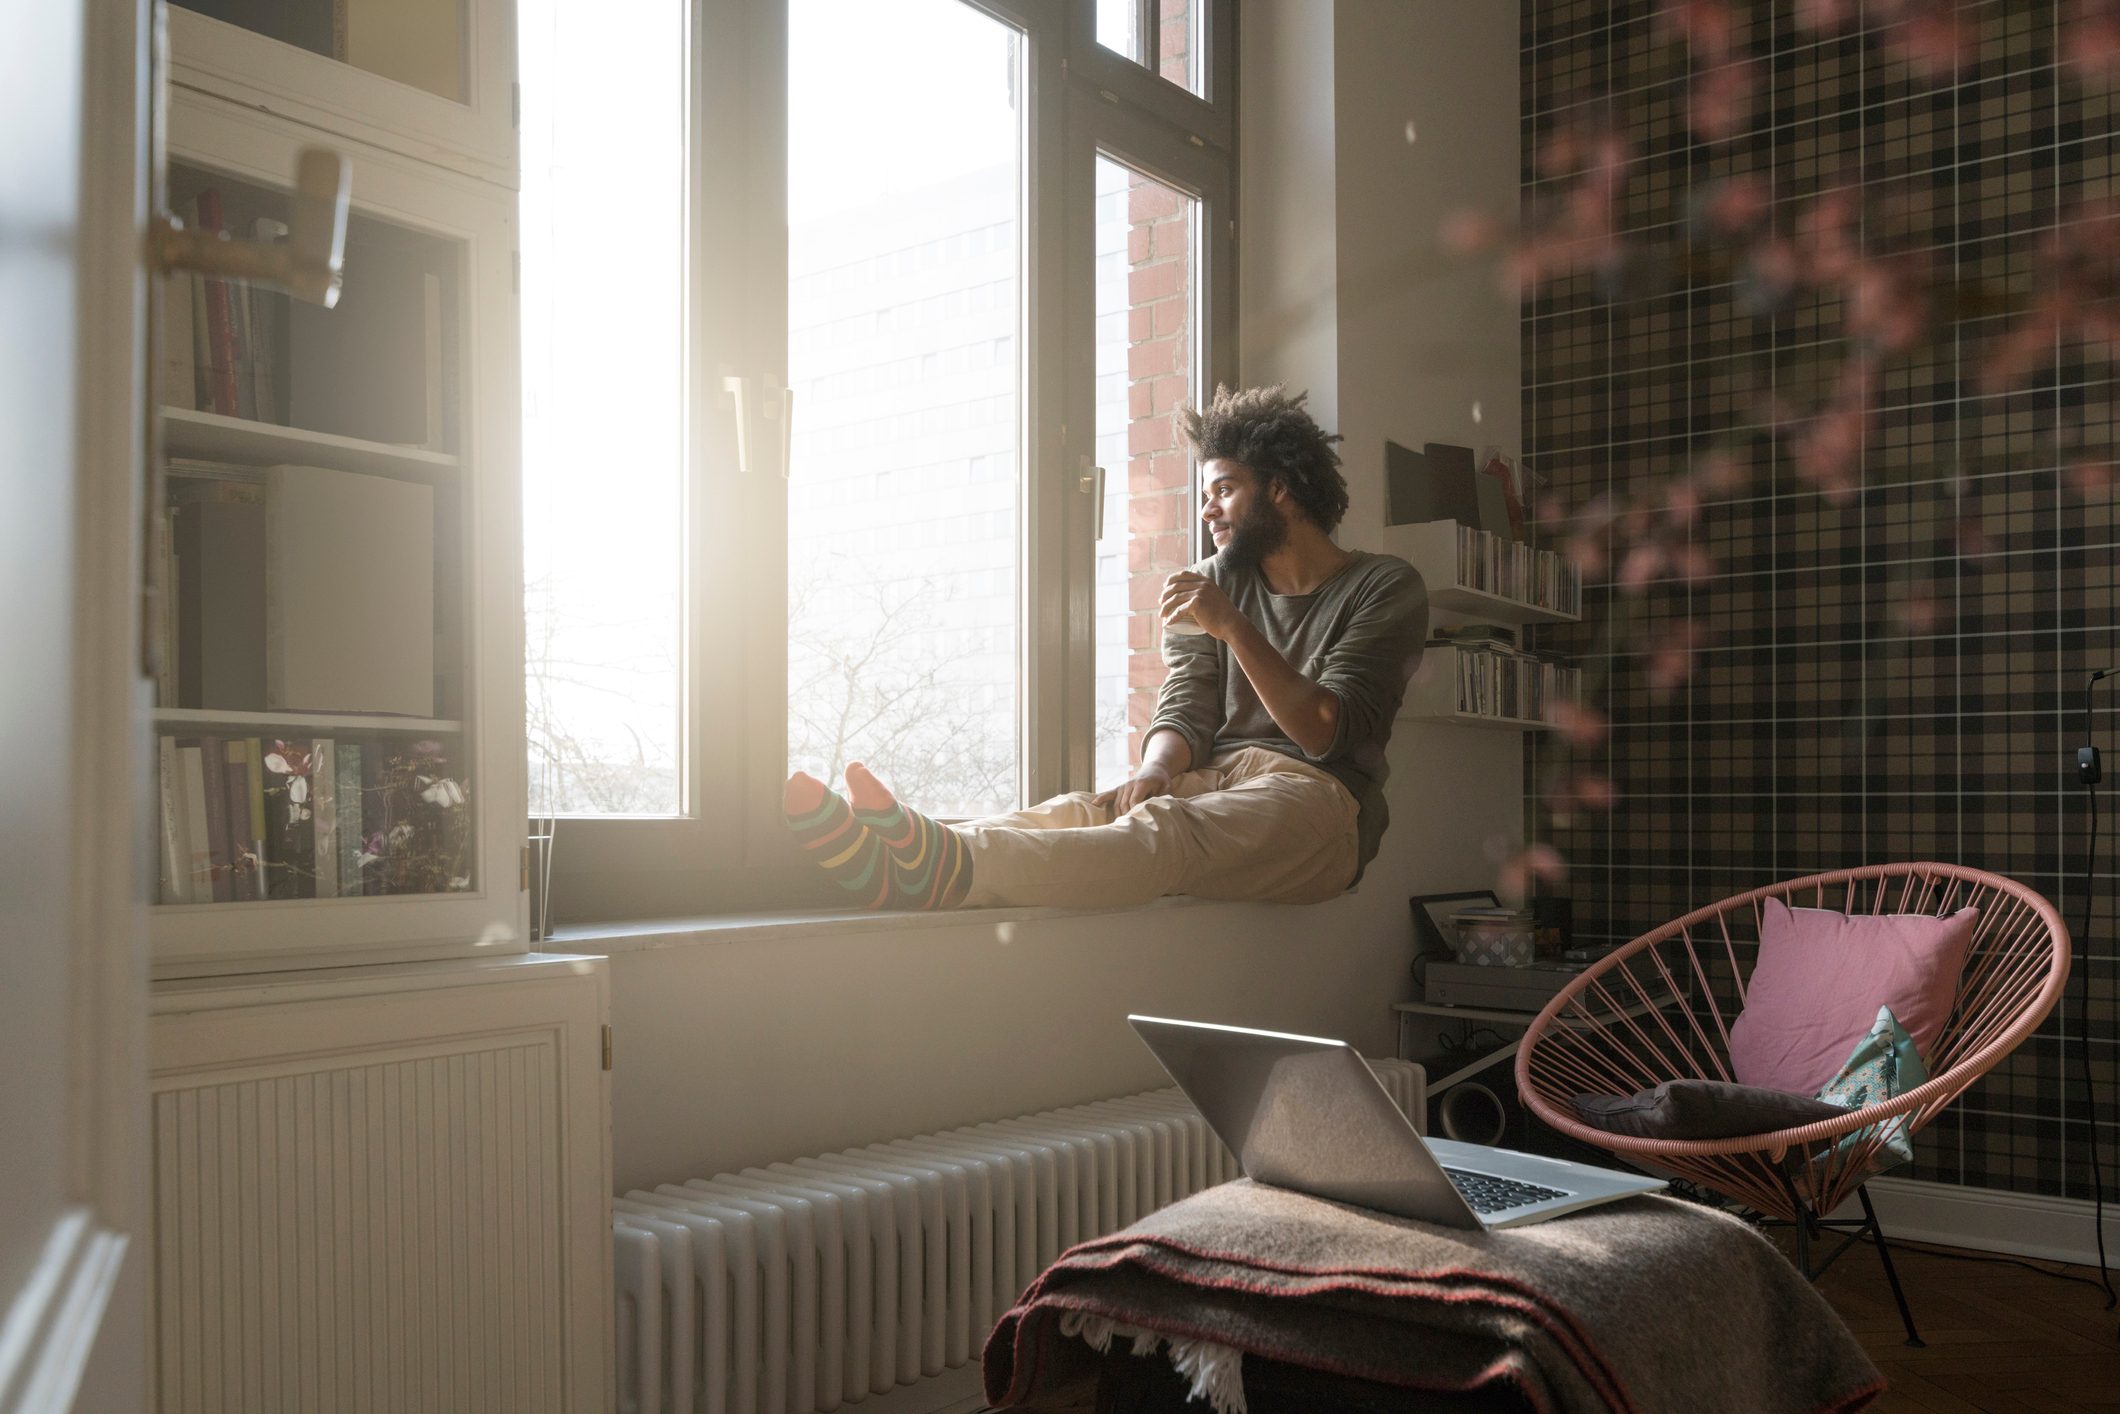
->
xmin=1514 ymin=863 xmax=2070 ymax=1346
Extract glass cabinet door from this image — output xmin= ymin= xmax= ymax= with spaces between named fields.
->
xmin=152 ymin=92 xmax=524 ymax=975
xmin=167 ymin=0 xmax=516 ymax=188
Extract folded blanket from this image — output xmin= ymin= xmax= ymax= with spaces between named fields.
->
xmin=983 ymin=1179 xmax=1882 ymax=1414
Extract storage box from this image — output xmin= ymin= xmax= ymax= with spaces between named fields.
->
xmin=1451 ymin=910 xmax=1536 ymax=967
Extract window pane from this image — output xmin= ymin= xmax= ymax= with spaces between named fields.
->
xmin=1092 ymin=156 xmax=1197 ymax=789
xmin=1098 ymin=0 xmax=1207 ymax=98
xmin=1161 ymin=0 xmax=1204 ymax=97
xmin=520 ymin=0 xmax=686 ymax=817
xmin=787 ymin=0 xmax=1023 ymax=818
xmin=1096 ymin=0 xmax=1138 ymax=62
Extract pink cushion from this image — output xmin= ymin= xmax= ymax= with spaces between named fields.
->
xmin=1727 ymin=899 xmax=1978 ymax=1094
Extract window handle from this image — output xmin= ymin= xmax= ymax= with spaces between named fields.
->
xmin=151 ymin=146 xmax=350 ymax=307
xmin=1080 ymin=461 xmax=1106 ymax=540
xmin=722 ymin=374 xmax=750 ymax=476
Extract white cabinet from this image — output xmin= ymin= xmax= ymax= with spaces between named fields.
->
xmin=150 ymin=955 xmax=611 ymax=1413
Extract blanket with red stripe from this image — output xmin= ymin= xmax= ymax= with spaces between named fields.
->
xmin=982 ymin=1179 xmax=1881 ymax=1414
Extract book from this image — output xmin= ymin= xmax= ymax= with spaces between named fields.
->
xmin=312 ymin=738 xmax=339 ymax=898
xmin=231 ymin=282 xmax=258 ymax=421
xmin=158 ymin=737 xmax=188 ymax=904
xmin=374 ymin=737 xmax=473 ymax=896
xmin=264 ymin=464 xmax=434 ymax=717
xmin=249 ymin=218 xmax=290 ymax=425
xmin=193 ymin=189 xmax=244 ymax=417
xmin=1385 ymin=441 xmax=1480 ymax=527
xmin=359 ymin=743 xmax=383 ymax=895
xmin=223 ymin=740 xmax=257 ymax=901
xmin=263 ymin=741 xmax=316 ymax=900
xmin=153 ymin=507 xmax=179 ymax=706
xmin=336 ymin=742 xmax=364 ymax=898
xmin=160 ymin=271 xmax=196 ymax=412
xmin=243 ymin=738 xmax=267 ymax=894
xmin=177 ymin=744 xmax=213 ymax=904
xmin=188 ymin=276 xmax=212 ymax=413
xmin=171 ymin=491 xmax=267 ymax=710
xmin=195 ymin=734 xmax=232 ymax=903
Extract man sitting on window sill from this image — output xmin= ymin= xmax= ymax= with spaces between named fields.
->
xmin=782 ymin=383 xmax=1428 ymax=910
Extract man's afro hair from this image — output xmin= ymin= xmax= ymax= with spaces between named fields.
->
xmin=1174 ymin=384 xmax=1348 ymax=533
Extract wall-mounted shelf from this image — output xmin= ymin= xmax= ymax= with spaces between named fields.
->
xmin=1380 ymin=519 xmax=1581 ymax=622
xmin=1427 ymin=581 xmax=1579 ymax=626
xmin=154 ymin=707 xmax=463 ymax=734
xmin=1398 ymin=641 xmax=1578 ymax=731
xmin=163 ymin=406 xmax=461 ymax=484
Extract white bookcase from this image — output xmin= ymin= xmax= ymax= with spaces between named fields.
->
xmin=146 ymin=7 xmax=611 ymax=1408
xmin=153 ymin=88 xmax=526 ymax=977
xmin=1382 ymin=520 xmax=1583 ymax=731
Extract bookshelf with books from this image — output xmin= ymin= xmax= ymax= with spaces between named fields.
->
xmin=1379 ymin=519 xmax=1582 ymax=625
xmin=1400 ymin=637 xmax=1584 ymax=731
xmin=163 ymin=160 xmax=460 ymax=455
xmin=154 ymin=88 xmax=522 ymax=976
xmin=1382 ymin=520 xmax=1585 ymax=730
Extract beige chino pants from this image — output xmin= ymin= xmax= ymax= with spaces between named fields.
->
xmin=958 ymin=746 xmax=1360 ymax=909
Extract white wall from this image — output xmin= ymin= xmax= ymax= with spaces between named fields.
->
xmin=1330 ymin=0 xmax=1524 ymax=543
xmin=587 ymin=0 xmax=1527 ymax=1196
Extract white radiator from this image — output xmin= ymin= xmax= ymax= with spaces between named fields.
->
xmin=613 ymin=1059 xmax=1426 ymax=1414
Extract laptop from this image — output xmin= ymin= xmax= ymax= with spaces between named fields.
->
xmin=1128 ymin=1014 xmax=1664 ymax=1229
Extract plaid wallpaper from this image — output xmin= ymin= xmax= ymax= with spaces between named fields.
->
xmin=1520 ymin=1 xmax=2116 ymax=1198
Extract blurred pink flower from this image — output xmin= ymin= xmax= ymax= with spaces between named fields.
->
xmin=1550 ymin=701 xmax=1609 ymax=749
xmin=1648 ymin=621 xmax=1706 ymax=696
xmin=1618 ymin=544 xmax=1666 ymax=591
xmin=2066 ymin=0 xmax=2120 ymax=76
xmin=1498 ymin=844 xmax=1570 ymax=905
xmin=1440 ymin=208 xmax=1502 ymax=255
xmin=2067 ymin=459 xmax=2116 ymax=494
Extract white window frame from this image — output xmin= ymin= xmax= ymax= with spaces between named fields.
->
xmin=539 ymin=0 xmax=1236 ymax=923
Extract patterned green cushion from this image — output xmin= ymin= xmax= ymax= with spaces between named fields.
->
xmin=1813 ymin=1004 xmax=1929 ymax=1175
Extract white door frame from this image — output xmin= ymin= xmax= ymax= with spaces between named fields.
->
xmin=0 ymin=0 xmax=152 ymax=1408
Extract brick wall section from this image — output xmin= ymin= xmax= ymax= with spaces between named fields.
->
xmin=1159 ymin=0 xmax=1191 ymax=87
xmin=1122 ymin=162 xmax=1193 ymax=763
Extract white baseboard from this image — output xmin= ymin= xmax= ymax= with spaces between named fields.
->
xmin=1829 ymin=1176 xmax=2120 ymax=1269
xmin=852 ymin=1365 xmax=986 ymax=1414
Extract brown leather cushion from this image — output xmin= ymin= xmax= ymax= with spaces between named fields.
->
xmin=1572 ymin=1079 xmax=1848 ymax=1141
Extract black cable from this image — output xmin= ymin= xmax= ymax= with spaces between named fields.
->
xmin=1879 ymin=1237 xmax=2118 ymax=1298
xmin=2080 ymin=674 xmax=2116 ymax=1310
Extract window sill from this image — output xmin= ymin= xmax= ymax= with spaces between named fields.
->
xmin=549 ymin=892 xmax=1233 ymax=955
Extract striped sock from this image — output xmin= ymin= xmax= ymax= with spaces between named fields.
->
xmin=846 ymin=762 xmax=973 ymax=909
xmin=782 ymin=773 xmax=892 ymax=910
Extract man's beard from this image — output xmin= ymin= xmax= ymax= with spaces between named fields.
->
xmin=1215 ymin=497 xmax=1290 ymax=572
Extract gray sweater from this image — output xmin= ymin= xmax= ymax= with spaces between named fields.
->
xmin=1144 ymin=549 xmax=1427 ymax=877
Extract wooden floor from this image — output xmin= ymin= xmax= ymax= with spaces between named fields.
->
xmin=1005 ymin=1239 xmax=2120 ymax=1413
xmin=1810 ymin=1240 xmax=2120 ymax=1413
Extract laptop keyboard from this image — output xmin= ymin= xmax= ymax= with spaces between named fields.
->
xmin=1441 ymin=1167 xmax=1571 ymax=1215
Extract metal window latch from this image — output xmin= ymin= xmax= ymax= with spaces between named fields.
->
xmin=764 ymin=385 xmax=794 ymax=480
xmin=723 ymin=375 xmax=751 ymax=475
xmin=1079 ymin=460 xmax=1106 ymax=540
xmin=151 ymin=146 xmax=350 ymax=307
